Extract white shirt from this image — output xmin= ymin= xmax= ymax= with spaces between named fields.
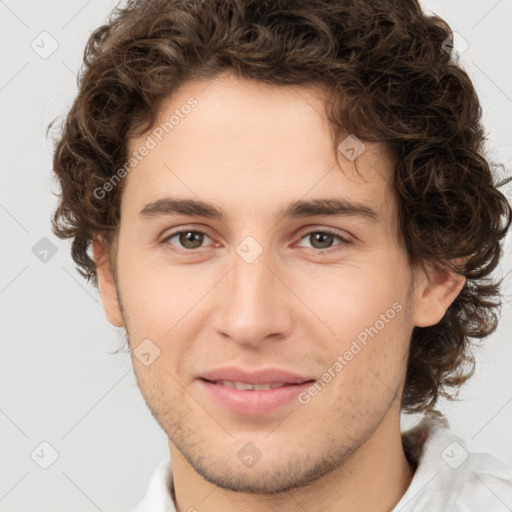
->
xmin=128 ymin=417 xmax=512 ymax=511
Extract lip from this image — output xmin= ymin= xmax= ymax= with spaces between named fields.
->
xmin=199 ymin=367 xmax=314 ymax=385
xmin=198 ymin=379 xmax=315 ymax=415
xmin=197 ymin=367 xmax=316 ymax=415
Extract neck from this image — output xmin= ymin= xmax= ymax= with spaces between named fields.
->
xmin=168 ymin=415 xmax=416 ymax=512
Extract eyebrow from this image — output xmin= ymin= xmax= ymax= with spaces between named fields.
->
xmin=139 ymin=197 xmax=379 ymax=223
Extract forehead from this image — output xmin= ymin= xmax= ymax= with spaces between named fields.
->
xmin=123 ymin=72 xmax=396 ymax=223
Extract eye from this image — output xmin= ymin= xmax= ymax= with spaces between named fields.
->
xmin=162 ymin=229 xmax=213 ymax=252
xmin=296 ymin=229 xmax=351 ymax=252
xmin=161 ymin=227 xmax=351 ymax=254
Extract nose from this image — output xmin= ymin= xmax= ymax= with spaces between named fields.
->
xmin=210 ymin=246 xmax=294 ymax=348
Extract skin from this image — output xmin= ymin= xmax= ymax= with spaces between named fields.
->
xmin=93 ymin=70 xmax=465 ymax=512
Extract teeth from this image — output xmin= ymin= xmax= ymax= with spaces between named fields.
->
xmin=219 ymin=381 xmax=288 ymax=390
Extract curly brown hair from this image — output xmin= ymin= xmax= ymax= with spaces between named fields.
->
xmin=48 ymin=0 xmax=511 ymax=414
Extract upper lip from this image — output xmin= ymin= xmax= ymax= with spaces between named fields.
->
xmin=199 ymin=367 xmax=315 ymax=385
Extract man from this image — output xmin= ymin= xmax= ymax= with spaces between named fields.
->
xmin=49 ymin=0 xmax=512 ymax=510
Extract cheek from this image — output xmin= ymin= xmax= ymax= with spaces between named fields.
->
xmin=118 ymin=256 xmax=216 ymax=352
xmin=302 ymin=263 xmax=408 ymax=336
xmin=305 ymin=264 xmax=411 ymax=387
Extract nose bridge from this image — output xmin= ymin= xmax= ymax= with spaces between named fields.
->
xmin=212 ymin=239 xmax=293 ymax=344
xmin=233 ymin=252 xmax=273 ymax=309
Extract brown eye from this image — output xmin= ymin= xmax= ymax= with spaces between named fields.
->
xmin=297 ymin=230 xmax=349 ymax=251
xmin=308 ymin=232 xmax=336 ymax=249
xmin=164 ymin=230 xmax=210 ymax=251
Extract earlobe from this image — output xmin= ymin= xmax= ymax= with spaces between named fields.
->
xmin=412 ymin=262 xmax=466 ymax=328
xmin=92 ymin=238 xmax=125 ymax=328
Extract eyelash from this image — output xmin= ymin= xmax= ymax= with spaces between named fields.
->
xmin=160 ymin=227 xmax=352 ymax=255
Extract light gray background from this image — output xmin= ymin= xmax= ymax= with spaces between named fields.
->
xmin=1 ymin=1 xmax=511 ymax=511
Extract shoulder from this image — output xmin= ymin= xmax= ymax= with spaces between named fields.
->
xmin=126 ymin=460 xmax=175 ymax=512
xmin=452 ymin=450 xmax=512 ymax=510
xmin=394 ymin=415 xmax=512 ymax=511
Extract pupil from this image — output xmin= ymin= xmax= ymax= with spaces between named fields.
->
xmin=312 ymin=233 xmax=332 ymax=249
xmin=181 ymin=231 xmax=203 ymax=249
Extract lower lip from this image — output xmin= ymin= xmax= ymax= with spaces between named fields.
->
xmin=198 ymin=379 xmax=314 ymax=415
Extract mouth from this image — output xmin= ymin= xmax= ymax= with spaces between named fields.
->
xmin=197 ymin=377 xmax=316 ymax=415
xmin=200 ymin=378 xmax=314 ymax=390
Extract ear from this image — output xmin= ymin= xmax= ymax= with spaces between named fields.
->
xmin=412 ymin=261 xmax=466 ymax=328
xmin=92 ymin=237 xmax=125 ymax=328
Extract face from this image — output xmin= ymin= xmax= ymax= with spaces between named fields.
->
xmin=94 ymin=71 xmax=463 ymax=494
